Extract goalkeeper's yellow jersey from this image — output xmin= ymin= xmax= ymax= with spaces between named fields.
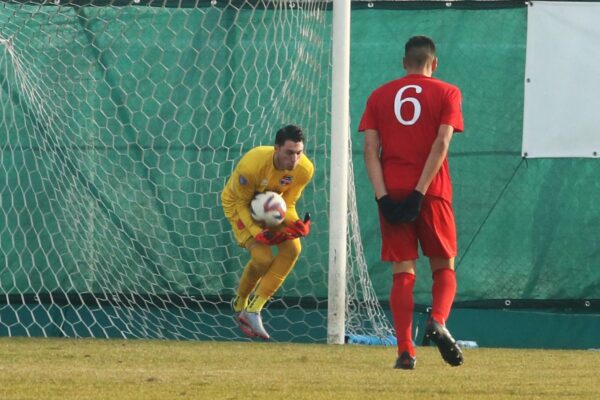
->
xmin=222 ymin=146 xmax=314 ymax=238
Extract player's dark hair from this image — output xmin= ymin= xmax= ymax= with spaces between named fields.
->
xmin=404 ymin=35 xmax=436 ymax=68
xmin=275 ymin=125 xmax=304 ymax=146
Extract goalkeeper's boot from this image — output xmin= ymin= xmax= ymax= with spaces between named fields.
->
xmin=393 ymin=351 xmax=416 ymax=370
xmin=236 ymin=314 xmax=257 ymax=338
xmin=238 ymin=310 xmax=270 ymax=340
xmin=424 ymin=319 xmax=463 ymax=367
xmin=232 ymin=297 xmax=256 ymax=338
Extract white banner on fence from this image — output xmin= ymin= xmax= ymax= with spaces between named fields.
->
xmin=522 ymin=1 xmax=600 ymax=158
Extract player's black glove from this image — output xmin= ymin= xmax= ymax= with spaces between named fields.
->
xmin=397 ymin=190 xmax=424 ymax=223
xmin=376 ymin=195 xmax=403 ymax=224
xmin=376 ymin=191 xmax=424 ymax=224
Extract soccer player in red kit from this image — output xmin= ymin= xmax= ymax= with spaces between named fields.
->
xmin=359 ymin=36 xmax=464 ymax=369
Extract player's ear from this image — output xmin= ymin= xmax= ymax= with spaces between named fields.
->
xmin=402 ymin=57 xmax=408 ymax=70
xmin=431 ymin=57 xmax=438 ymax=72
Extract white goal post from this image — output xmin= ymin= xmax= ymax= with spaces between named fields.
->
xmin=326 ymin=0 xmax=350 ymax=345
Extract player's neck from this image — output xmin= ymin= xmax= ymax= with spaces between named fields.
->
xmin=405 ymin=68 xmax=432 ymax=77
xmin=273 ymin=154 xmax=282 ymax=170
xmin=405 ymin=64 xmax=433 ymax=77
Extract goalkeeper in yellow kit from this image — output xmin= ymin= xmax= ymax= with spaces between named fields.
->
xmin=221 ymin=125 xmax=314 ymax=340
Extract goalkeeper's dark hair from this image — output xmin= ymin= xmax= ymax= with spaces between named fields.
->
xmin=404 ymin=35 xmax=436 ymax=68
xmin=275 ymin=125 xmax=304 ymax=146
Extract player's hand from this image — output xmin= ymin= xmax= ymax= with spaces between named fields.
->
xmin=377 ymin=192 xmax=424 ymax=224
xmin=376 ymin=195 xmax=403 ymax=224
xmin=397 ymin=190 xmax=424 ymax=223
xmin=284 ymin=212 xmax=311 ymax=239
xmin=255 ymin=229 xmax=288 ymax=246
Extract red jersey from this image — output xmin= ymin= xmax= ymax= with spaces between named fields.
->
xmin=358 ymin=74 xmax=463 ymax=202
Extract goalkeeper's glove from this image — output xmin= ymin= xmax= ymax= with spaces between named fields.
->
xmin=284 ymin=212 xmax=311 ymax=239
xmin=255 ymin=229 xmax=288 ymax=246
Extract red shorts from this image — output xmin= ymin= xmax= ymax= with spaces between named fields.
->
xmin=380 ymin=189 xmax=457 ymax=262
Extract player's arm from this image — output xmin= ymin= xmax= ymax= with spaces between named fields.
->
xmin=415 ymin=124 xmax=454 ymax=194
xmin=363 ymin=128 xmax=407 ymax=223
xmin=230 ymin=166 xmax=263 ymax=238
xmin=416 ymin=86 xmax=462 ymax=193
xmin=400 ymin=87 xmax=463 ymax=222
xmin=363 ymin=129 xmax=387 ymax=199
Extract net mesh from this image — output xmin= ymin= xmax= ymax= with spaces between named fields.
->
xmin=0 ymin=0 xmax=392 ymax=341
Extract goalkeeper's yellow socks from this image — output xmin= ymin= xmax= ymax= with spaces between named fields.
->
xmin=246 ymin=294 xmax=269 ymax=313
xmin=232 ymin=295 xmax=248 ymax=313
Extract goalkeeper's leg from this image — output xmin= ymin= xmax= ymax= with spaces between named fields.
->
xmin=233 ymin=241 xmax=273 ymax=337
xmin=248 ymin=238 xmax=301 ymax=311
xmin=239 ymin=239 xmax=301 ymax=339
xmin=225 ymin=212 xmax=274 ymax=314
xmin=234 ymin=242 xmax=274 ymax=311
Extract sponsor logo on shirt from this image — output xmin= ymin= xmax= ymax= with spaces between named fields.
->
xmin=237 ymin=219 xmax=245 ymax=230
xmin=239 ymin=175 xmax=248 ymax=185
xmin=280 ymin=175 xmax=293 ymax=186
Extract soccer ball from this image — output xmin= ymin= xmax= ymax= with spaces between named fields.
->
xmin=250 ymin=191 xmax=287 ymax=227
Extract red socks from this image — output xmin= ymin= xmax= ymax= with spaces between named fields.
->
xmin=431 ymin=268 xmax=457 ymax=325
xmin=390 ymin=272 xmax=416 ymax=357
xmin=390 ymin=269 xmax=456 ymax=356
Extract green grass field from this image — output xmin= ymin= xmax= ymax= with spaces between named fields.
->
xmin=0 ymin=337 xmax=599 ymax=400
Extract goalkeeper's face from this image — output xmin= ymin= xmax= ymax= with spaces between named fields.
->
xmin=274 ymin=140 xmax=304 ymax=171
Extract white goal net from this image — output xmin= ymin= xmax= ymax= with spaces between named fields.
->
xmin=0 ymin=0 xmax=392 ymax=343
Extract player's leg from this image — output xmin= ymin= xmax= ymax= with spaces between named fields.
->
xmin=430 ymin=257 xmax=456 ymax=325
xmin=248 ymin=238 xmax=301 ymax=311
xmin=426 ymin=257 xmax=462 ymax=365
xmin=240 ymin=238 xmax=301 ymax=340
xmin=417 ymin=196 xmax=462 ymax=366
xmin=390 ymin=260 xmax=417 ymax=370
xmin=379 ymin=192 xmax=419 ymax=369
xmin=233 ymin=239 xmax=274 ymax=312
xmin=418 ymin=198 xmax=457 ymax=326
xmin=224 ymin=211 xmax=276 ymax=338
xmin=233 ymin=241 xmax=274 ymax=338
xmin=225 ymin=212 xmax=272 ymax=312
